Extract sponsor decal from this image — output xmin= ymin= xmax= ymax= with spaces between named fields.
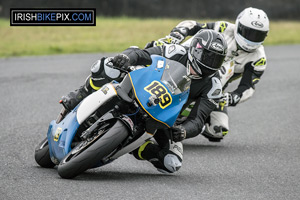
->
xmin=54 ymin=127 xmax=62 ymax=142
xmin=251 ymin=21 xmax=264 ymax=28
xmin=157 ymin=60 xmax=164 ymax=68
xmin=144 ymin=81 xmax=172 ymax=109
xmin=211 ymin=42 xmax=224 ymax=52
xmin=253 ymin=57 xmax=266 ymax=66
xmin=101 ymin=86 xmax=109 ymax=95
xmin=219 ymin=22 xmax=228 ymax=33
xmin=121 ymin=115 xmax=134 ymax=131
xmin=10 ymin=8 xmax=96 ymax=26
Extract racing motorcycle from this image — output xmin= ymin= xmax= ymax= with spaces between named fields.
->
xmin=34 ymin=55 xmax=191 ymax=179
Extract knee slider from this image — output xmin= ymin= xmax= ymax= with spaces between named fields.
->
xmin=162 ymin=153 xmax=182 ymax=173
xmin=160 ymin=141 xmax=183 ymax=173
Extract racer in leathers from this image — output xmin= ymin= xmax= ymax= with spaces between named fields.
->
xmin=60 ymin=30 xmax=228 ymax=173
xmin=150 ymin=7 xmax=269 ymax=142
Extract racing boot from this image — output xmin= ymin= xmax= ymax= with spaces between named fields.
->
xmin=132 ymin=141 xmax=155 ymax=160
xmin=60 ymin=76 xmax=96 ymax=111
xmin=132 ymin=140 xmax=183 ymax=174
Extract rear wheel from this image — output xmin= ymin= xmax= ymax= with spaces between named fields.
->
xmin=57 ymin=120 xmax=129 ymax=179
xmin=34 ymin=138 xmax=55 ymax=168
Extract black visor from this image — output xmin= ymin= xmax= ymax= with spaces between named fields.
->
xmin=191 ymin=47 xmax=225 ymax=70
xmin=188 ymin=59 xmax=217 ymax=77
xmin=238 ymin=22 xmax=268 ymax=42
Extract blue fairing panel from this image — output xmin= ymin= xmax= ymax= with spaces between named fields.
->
xmin=47 ymin=110 xmax=80 ymax=162
xmin=128 ymin=55 xmax=189 ymax=127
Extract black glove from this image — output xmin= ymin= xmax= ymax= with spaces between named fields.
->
xmin=168 ymin=31 xmax=185 ymax=44
xmin=144 ymin=41 xmax=155 ymax=49
xmin=112 ymin=54 xmax=130 ymax=70
xmin=144 ymin=40 xmax=165 ymax=49
xmin=171 ymin=125 xmax=186 ymax=142
xmin=226 ymin=92 xmax=241 ymax=106
xmin=144 ymin=30 xmax=184 ymax=49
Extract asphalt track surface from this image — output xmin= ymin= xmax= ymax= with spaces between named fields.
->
xmin=0 ymin=45 xmax=300 ymax=200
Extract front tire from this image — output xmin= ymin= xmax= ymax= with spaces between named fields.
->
xmin=57 ymin=120 xmax=129 ymax=179
xmin=34 ymin=138 xmax=55 ymax=168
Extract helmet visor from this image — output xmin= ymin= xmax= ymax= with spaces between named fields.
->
xmin=191 ymin=47 xmax=225 ymax=70
xmin=237 ymin=22 xmax=268 ymax=42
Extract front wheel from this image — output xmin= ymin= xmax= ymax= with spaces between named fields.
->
xmin=34 ymin=138 xmax=55 ymax=168
xmin=57 ymin=120 xmax=129 ymax=179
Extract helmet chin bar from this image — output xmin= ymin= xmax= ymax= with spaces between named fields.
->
xmin=186 ymin=62 xmax=202 ymax=79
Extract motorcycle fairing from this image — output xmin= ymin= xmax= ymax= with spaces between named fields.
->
xmin=47 ymin=110 xmax=80 ymax=163
xmin=76 ymin=83 xmax=117 ymax=124
xmin=48 ymin=83 xmax=118 ymax=163
xmin=128 ymin=55 xmax=189 ymax=127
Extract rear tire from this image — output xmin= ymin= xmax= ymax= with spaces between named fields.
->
xmin=34 ymin=138 xmax=55 ymax=168
xmin=57 ymin=120 xmax=129 ymax=179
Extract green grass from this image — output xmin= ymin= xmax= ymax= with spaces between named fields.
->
xmin=0 ymin=17 xmax=300 ymax=57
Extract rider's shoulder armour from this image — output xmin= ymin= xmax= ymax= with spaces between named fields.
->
xmin=207 ymin=77 xmax=222 ymax=100
xmin=163 ymin=44 xmax=187 ymax=59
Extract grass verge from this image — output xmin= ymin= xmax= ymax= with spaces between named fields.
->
xmin=0 ymin=17 xmax=300 ymax=57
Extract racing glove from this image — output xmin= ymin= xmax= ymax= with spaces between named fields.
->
xmin=167 ymin=31 xmax=185 ymax=44
xmin=112 ymin=54 xmax=130 ymax=71
xmin=144 ymin=30 xmax=185 ymax=49
xmin=144 ymin=40 xmax=165 ymax=49
xmin=224 ymin=92 xmax=241 ymax=106
xmin=157 ymin=31 xmax=185 ymax=45
xmin=168 ymin=27 xmax=188 ymax=43
xmin=171 ymin=125 xmax=186 ymax=142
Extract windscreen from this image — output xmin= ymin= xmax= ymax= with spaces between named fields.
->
xmin=161 ymin=59 xmax=191 ymax=95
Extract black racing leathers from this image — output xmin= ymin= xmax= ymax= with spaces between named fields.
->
xmin=122 ymin=45 xmax=221 ymax=138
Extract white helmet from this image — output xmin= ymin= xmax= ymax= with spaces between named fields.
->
xmin=234 ymin=7 xmax=269 ymax=52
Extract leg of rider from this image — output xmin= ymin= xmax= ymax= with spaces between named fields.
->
xmin=60 ymin=75 xmax=94 ymax=111
xmin=61 ymin=57 xmax=122 ymax=111
xmin=202 ymin=105 xmax=229 ymax=142
xmin=133 ymin=129 xmax=183 ymax=173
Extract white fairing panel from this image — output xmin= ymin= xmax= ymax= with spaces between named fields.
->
xmin=76 ymin=83 xmax=117 ymax=124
